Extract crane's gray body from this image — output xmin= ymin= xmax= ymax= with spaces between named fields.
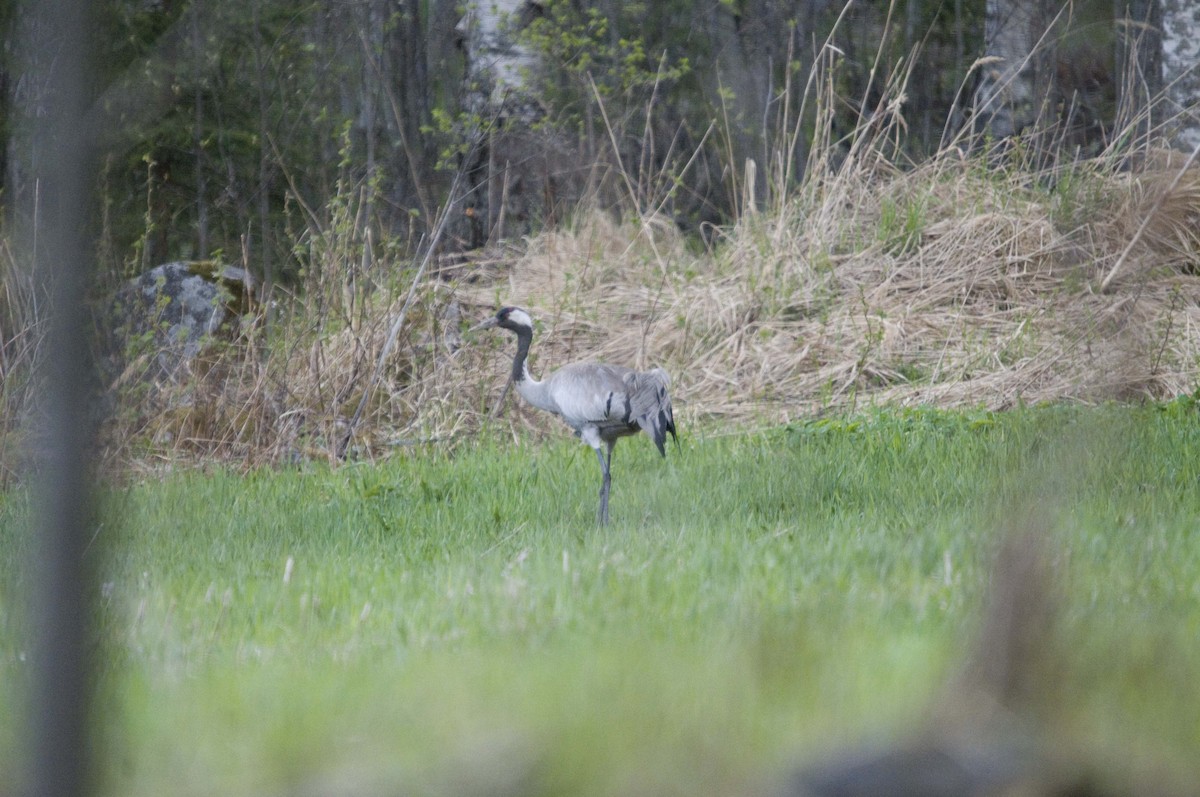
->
xmin=516 ymin=361 xmax=674 ymax=454
xmin=473 ymin=306 xmax=677 ymax=523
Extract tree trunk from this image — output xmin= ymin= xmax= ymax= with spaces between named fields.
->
xmin=457 ymin=0 xmax=542 ymax=121
xmin=701 ymin=1 xmax=767 ymax=214
xmin=455 ymin=0 xmax=565 ymax=248
xmin=698 ymin=0 xmax=804 ymax=215
xmin=191 ymin=0 xmax=209 ymax=258
xmin=1114 ymin=0 xmax=1162 ymax=146
xmin=251 ymin=0 xmax=273 ymax=289
xmin=389 ymin=0 xmax=434 ymax=220
xmin=1160 ymin=0 xmax=1200 ymax=151
xmin=972 ymin=0 xmax=1059 ymax=143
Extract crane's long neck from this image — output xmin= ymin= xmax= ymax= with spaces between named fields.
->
xmin=510 ymin=328 xmax=557 ymax=413
xmin=511 ymin=327 xmax=534 ymax=385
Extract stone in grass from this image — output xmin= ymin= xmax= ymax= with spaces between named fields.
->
xmin=108 ymin=260 xmax=260 ymax=380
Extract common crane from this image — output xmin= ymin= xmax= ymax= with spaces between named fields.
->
xmin=471 ymin=306 xmax=677 ymax=524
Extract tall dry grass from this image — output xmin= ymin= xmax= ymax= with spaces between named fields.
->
xmin=456 ymin=147 xmax=1200 ymax=431
xmin=5 ymin=50 xmax=1200 ymax=475
xmin=0 ymin=233 xmax=44 ymax=484
xmin=448 ymin=44 xmax=1200 ymax=434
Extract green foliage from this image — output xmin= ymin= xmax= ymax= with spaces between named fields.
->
xmin=2 ymin=405 xmax=1199 ymax=794
xmin=520 ymin=0 xmax=691 ymax=148
xmin=83 ymin=0 xmax=449 ymax=286
xmin=92 ymin=0 xmax=323 ymax=277
xmin=1046 ymin=160 xmax=1113 ymax=233
xmin=524 ymin=1 xmax=691 ymax=105
xmin=876 ymin=193 xmax=927 ymax=256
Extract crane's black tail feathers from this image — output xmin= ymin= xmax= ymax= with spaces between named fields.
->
xmin=626 ymin=367 xmax=678 ymax=457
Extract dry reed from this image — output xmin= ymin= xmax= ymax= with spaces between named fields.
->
xmin=79 ymin=142 xmax=1200 ymax=468
xmin=6 ymin=79 xmax=1199 ymax=471
xmin=454 ymin=148 xmax=1200 ymax=436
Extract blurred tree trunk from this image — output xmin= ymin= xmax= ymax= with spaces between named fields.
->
xmin=0 ymin=0 xmax=15 ymax=201
xmin=458 ymin=0 xmax=543 ymax=122
xmin=388 ymin=0 xmax=435 ymax=220
xmin=697 ymin=0 xmax=835 ymax=214
xmin=701 ymin=0 xmax=770 ymax=214
xmin=972 ymin=0 xmax=1060 ymax=142
xmin=1114 ymin=0 xmax=1162 ymax=146
xmin=191 ymin=0 xmax=209 ymax=258
xmin=251 ymin=0 xmax=274 ymax=289
xmin=1160 ymin=0 xmax=1200 ymax=151
xmin=455 ymin=0 xmax=552 ymax=248
xmin=353 ymin=0 xmax=437 ymax=223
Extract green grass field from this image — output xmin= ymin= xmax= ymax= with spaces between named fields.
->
xmin=3 ymin=402 xmax=1200 ymax=795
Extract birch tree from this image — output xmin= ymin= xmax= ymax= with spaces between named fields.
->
xmin=455 ymin=0 xmax=554 ymax=246
xmin=1160 ymin=0 xmax=1200 ymax=150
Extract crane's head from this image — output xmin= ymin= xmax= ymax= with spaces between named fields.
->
xmin=470 ymin=306 xmax=534 ymax=335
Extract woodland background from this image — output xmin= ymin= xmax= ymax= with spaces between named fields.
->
xmin=2 ymin=0 xmax=1190 ymax=280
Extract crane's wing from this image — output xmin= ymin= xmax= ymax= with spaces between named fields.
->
xmin=544 ymin=363 xmax=630 ymax=426
xmin=543 ymin=363 xmax=677 ymax=455
xmin=623 ymin=367 xmax=677 ymax=456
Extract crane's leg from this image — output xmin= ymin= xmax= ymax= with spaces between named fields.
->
xmin=595 ymin=440 xmax=615 ymax=524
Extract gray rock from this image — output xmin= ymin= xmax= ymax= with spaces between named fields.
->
xmin=108 ymin=260 xmax=258 ymax=378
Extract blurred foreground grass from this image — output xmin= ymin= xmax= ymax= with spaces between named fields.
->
xmin=2 ymin=402 xmax=1199 ymax=795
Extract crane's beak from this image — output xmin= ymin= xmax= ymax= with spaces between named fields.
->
xmin=469 ymin=316 xmax=499 ymax=333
